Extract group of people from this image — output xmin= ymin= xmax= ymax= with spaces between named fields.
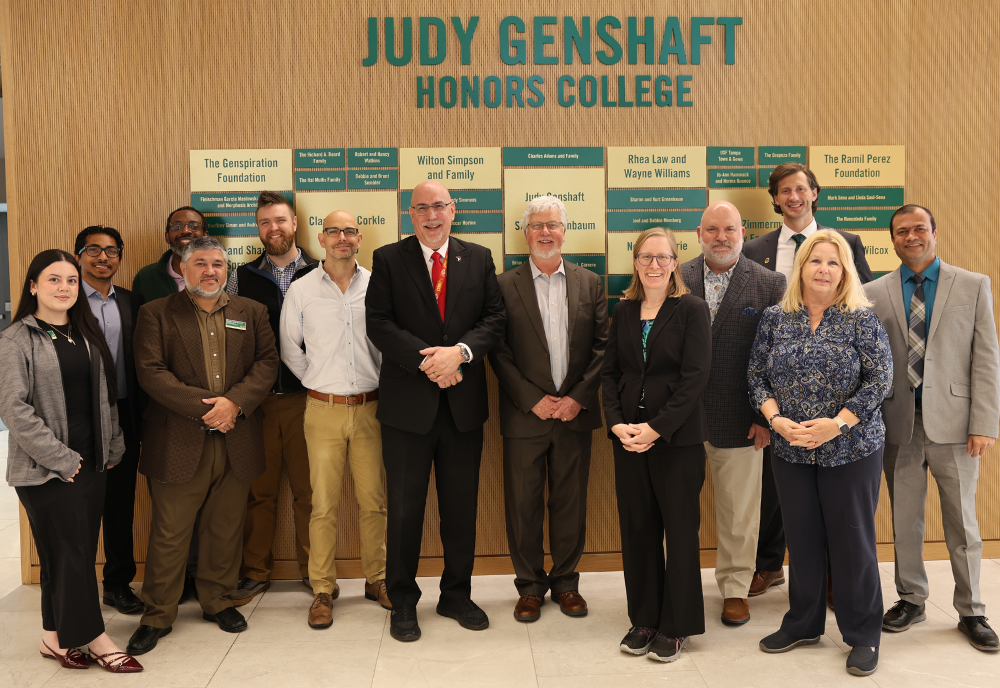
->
xmin=0 ymin=163 xmax=996 ymax=677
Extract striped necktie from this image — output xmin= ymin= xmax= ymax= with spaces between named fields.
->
xmin=907 ymin=273 xmax=927 ymax=388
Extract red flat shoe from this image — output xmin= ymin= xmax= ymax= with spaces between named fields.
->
xmin=40 ymin=640 xmax=90 ymax=669
xmin=89 ymin=650 xmax=144 ymax=673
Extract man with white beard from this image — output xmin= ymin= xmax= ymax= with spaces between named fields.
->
xmin=679 ymin=201 xmax=786 ymax=625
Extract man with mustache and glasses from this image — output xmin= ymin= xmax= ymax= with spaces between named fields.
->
xmin=680 ymin=201 xmax=786 ymax=625
xmin=132 ymin=206 xmax=208 ymax=307
xmin=489 ymin=195 xmax=608 ymax=622
xmin=280 ymin=210 xmax=390 ymax=629
xmin=127 ymin=237 xmax=278 ymax=654
xmin=226 ymin=192 xmax=319 ymax=606
xmin=366 ymin=181 xmax=506 ymax=642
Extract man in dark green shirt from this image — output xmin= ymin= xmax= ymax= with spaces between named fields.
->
xmin=132 ymin=206 xmax=208 ymax=307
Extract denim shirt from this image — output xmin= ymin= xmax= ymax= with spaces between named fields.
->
xmin=748 ymin=304 xmax=892 ymax=467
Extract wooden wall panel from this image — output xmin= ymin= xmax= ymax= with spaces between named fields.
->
xmin=3 ymin=0 xmax=998 ymax=580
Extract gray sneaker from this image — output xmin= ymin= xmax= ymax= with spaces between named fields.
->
xmin=231 ymin=577 xmax=270 ymax=605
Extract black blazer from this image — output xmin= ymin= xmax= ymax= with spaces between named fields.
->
xmin=113 ymin=285 xmax=141 ymax=427
xmin=742 ymin=224 xmax=875 ymax=283
xmin=365 ymin=235 xmax=506 ymax=435
xmin=680 ymin=255 xmax=786 ymax=448
xmin=601 ymin=294 xmax=712 ymax=447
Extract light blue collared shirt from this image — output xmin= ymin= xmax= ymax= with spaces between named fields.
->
xmin=83 ymin=280 xmax=128 ymax=399
xmin=900 ymin=256 xmax=940 ymax=399
xmin=528 ymin=257 xmax=569 ymax=392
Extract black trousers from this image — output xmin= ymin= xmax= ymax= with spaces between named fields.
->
xmin=502 ymin=424 xmax=592 ymax=596
xmin=773 ymin=448 xmax=884 ymax=648
xmin=382 ymin=394 xmax=484 ymax=607
xmin=17 ymin=460 xmax=107 ymax=648
xmin=613 ymin=440 xmax=706 ymax=637
xmin=756 ymin=446 xmax=786 ymax=572
xmin=101 ymin=399 xmax=140 ymax=587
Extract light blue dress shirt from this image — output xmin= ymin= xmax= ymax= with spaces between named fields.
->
xmin=528 ymin=258 xmax=569 ymax=392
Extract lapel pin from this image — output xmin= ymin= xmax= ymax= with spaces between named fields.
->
xmin=455 ymin=256 xmax=462 ymax=262
xmin=764 ymin=258 xmax=770 ymax=263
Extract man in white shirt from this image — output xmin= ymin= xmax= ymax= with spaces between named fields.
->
xmin=280 ymin=209 xmax=389 ymax=630
xmin=742 ymin=162 xmax=874 ymax=601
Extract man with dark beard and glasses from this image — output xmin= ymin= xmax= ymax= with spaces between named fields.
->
xmin=680 ymin=201 xmax=786 ymax=625
xmin=226 ymin=191 xmax=319 ymax=604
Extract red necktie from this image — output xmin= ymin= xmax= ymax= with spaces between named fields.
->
xmin=431 ymin=252 xmax=447 ymax=321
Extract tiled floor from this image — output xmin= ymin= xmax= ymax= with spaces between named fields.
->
xmin=1 ymin=433 xmax=998 ymax=687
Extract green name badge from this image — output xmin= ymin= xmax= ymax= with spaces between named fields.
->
xmin=225 ymin=319 xmax=247 ymax=331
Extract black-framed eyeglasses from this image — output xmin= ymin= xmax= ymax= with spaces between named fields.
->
xmin=168 ymin=221 xmax=204 ymax=232
xmin=410 ymin=201 xmax=454 ymax=215
xmin=324 ymin=227 xmax=359 ymax=237
xmin=635 ymin=253 xmax=677 ymax=267
xmin=78 ymin=245 xmax=121 ymax=258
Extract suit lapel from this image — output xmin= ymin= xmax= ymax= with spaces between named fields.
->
xmin=764 ymin=231 xmax=779 ymax=268
xmin=687 ymin=256 xmax=706 ymax=298
xmin=170 ymin=295 xmax=208 ymax=385
xmin=644 ymin=297 xmax=681 ymax=353
xmin=711 ymin=257 xmax=750 ymax=337
xmin=223 ymin=299 xmax=247 ymax=388
xmin=885 ymin=269 xmax=909 ymax=343
xmin=565 ymin=262 xmax=581 ymax=345
xmin=926 ymin=262 xmax=955 ymax=347
xmin=401 ymin=236 xmax=440 ymax=316
xmin=443 ymin=237 xmax=470 ymax=329
xmin=622 ymin=299 xmax=644 ymax=367
xmin=513 ymin=262 xmax=549 ymax=354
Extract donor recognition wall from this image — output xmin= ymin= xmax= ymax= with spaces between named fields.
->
xmin=5 ymin=1 xmax=999 ymax=582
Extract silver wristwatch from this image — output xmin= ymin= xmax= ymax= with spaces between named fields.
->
xmin=836 ymin=417 xmax=850 ymax=435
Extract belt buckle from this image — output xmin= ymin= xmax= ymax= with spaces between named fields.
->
xmin=346 ymin=394 xmax=362 ymax=407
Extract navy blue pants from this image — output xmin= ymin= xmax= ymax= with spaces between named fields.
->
xmin=772 ymin=448 xmax=884 ymax=648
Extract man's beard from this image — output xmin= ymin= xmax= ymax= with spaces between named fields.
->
xmin=702 ymin=240 xmax=740 ymax=266
xmin=186 ymin=277 xmax=226 ymax=298
xmin=265 ymin=233 xmax=295 ymax=256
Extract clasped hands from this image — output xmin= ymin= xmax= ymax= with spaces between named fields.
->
xmin=772 ymin=416 xmax=842 ymax=450
xmin=531 ymin=395 xmax=583 ymax=422
xmin=419 ymin=346 xmax=464 ymax=388
xmin=611 ymin=422 xmax=660 ymax=452
xmin=201 ymin=396 xmax=239 ymax=433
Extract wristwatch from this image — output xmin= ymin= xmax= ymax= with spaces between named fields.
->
xmin=836 ymin=417 xmax=850 ymax=435
xmin=767 ymin=413 xmax=781 ymax=429
xmin=457 ymin=342 xmax=473 ymax=364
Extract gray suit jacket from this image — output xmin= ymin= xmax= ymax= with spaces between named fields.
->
xmin=489 ymin=260 xmax=608 ymax=438
xmin=680 ymin=255 xmax=786 ymax=447
xmin=865 ymin=261 xmax=1000 ymax=445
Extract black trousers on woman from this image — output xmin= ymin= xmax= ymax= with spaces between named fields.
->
xmin=772 ymin=448 xmax=884 ymax=648
xmin=613 ymin=440 xmax=706 ymax=638
xmin=16 ymin=460 xmax=107 ymax=648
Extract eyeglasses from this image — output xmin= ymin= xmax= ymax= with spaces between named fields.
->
xmin=168 ymin=221 xmax=204 ymax=232
xmin=527 ymin=221 xmax=565 ymax=232
xmin=635 ymin=253 xmax=677 ymax=267
xmin=79 ymin=245 xmax=121 ymax=258
xmin=410 ymin=202 xmax=454 ymax=215
xmin=324 ymin=227 xmax=359 ymax=237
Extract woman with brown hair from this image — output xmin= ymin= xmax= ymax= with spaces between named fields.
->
xmin=0 ymin=249 xmax=142 ymax=673
xmin=601 ymin=227 xmax=712 ymax=662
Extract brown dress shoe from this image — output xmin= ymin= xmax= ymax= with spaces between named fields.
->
xmin=721 ymin=598 xmax=750 ymax=625
xmin=552 ymin=590 xmax=588 ymax=617
xmin=748 ymin=569 xmax=785 ymax=597
xmin=308 ymin=593 xmax=334 ymax=629
xmin=513 ymin=595 xmax=543 ymax=622
xmin=365 ymin=579 xmax=392 ymax=610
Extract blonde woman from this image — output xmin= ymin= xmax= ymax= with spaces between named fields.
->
xmin=748 ymin=230 xmax=892 ymax=676
xmin=602 ymin=228 xmax=711 ymax=662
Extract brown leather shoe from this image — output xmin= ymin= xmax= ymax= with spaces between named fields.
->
xmin=365 ymin=579 xmax=392 ymax=610
xmin=308 ymin=593 xmax=334 ymax=629
xmin=513 ymin=595 xmax=543 ymax=622
xmin=748 ymin=569 xmax=785 ymax=597
xmin=552 ymin=590 xmax=588 ymax=617
xmin=721 ymin=598 xmax=750 ymax=625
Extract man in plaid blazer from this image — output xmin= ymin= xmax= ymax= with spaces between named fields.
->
xmin=680 ymin=201 xmax=786 ymax=626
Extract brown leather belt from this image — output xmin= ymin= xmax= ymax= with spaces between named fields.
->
xmin=308 ymin=389 xmax=378 ymax=405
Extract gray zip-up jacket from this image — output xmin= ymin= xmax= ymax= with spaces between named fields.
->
xmin=0 ymin=316 xmax=124 ymax=486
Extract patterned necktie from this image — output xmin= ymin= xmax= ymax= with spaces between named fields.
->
xmin=791 ymin=233 xmax=805 ymax=253
xmin=907 ymin=273 xmax=927 ymax=388
xmin=431 ymin=252 xmax=447 ymax=321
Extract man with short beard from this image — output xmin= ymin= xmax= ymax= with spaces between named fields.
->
xmin=132 ymin=206 xmax=208 ymax=307
xmin=226 ymin=191 xmax=319 ymax=604
xmin=680 ymin=201 xmax=786 ymax=625
xmin=127 ymin=237 xmax=278 ymax=655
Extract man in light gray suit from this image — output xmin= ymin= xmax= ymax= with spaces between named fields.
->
xmin=865 ymin=204 xmax=1000 ymax=652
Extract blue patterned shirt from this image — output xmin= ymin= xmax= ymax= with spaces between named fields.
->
xmin=748 ymin=305 xmax=892 ymax=467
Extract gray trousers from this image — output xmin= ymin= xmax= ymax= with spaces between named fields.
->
xmin=502 ymin=425 xmax=592 ymax=596
xmin=884 ymin=410 xmax=984 ymax=617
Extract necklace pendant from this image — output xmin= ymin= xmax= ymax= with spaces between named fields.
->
xmin=67 ymin=336 xmax=75 ymax=344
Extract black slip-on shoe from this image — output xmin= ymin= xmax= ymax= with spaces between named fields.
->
xmin=390 ymin=605 xmax=421 ymax=642
xmin=126 ymin=625 xmax=171 ymax=655
xmin=436 ymin=598 xmax=489 ymax=631
xmin=759 ymin=629 xmax=821 ymax=653
xmin=203 ymin=606 xmax=248 ymax=633
xmin=847 ymin=646 xmax=878 ymax=676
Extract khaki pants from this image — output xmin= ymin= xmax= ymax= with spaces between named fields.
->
xmin=243 ymin=391 xmax=312 ymax=580
xmin=304 ymin=396 xmax=387 ymax=594
xmin=704 ymin=442 xmax=764 ymax=599
xmin=141 ymin=433 xmax=250 ymax=628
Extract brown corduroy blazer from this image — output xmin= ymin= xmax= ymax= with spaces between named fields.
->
xmin=134 ymin=291 xmax=279 ymax=484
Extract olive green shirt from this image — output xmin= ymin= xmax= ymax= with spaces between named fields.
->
xmin=188 ymin=291 xmax=228 ymax=393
